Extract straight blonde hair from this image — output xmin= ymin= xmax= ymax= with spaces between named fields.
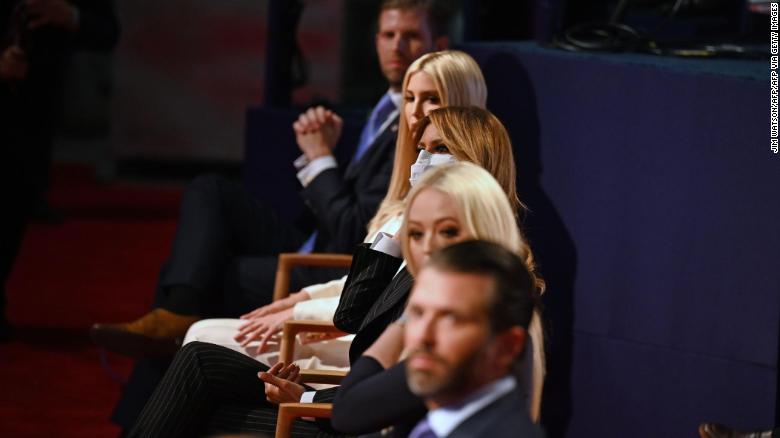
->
xmin=368 ymin=51 xmax=487 ymax=235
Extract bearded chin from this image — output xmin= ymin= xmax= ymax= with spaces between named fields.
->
xmin=406 ymin=352 xmax=482 ymax=400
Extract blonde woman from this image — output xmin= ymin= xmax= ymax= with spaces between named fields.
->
xmin=183 ymin=51 xmax=489 ymax=361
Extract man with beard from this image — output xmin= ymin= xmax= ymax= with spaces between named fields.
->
xmin=403 ymin=240 xmax=544 ymax=438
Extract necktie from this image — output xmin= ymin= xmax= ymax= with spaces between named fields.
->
xmin=353 ymin=93 xmax=396 ymax=163
xmin=408 ymin=419 xmax=438 ymax=438
xmin=298 ymin=231 xmax=318 ymax=254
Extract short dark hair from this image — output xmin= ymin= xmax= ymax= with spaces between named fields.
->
xmin=427 ymin=240 xmax=536 ymax=332
xmin=379 ymin=0 xmax=454 ymax=39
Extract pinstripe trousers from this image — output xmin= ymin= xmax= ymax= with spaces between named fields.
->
xmin=128 ymin=341 xmax=339 ymax=438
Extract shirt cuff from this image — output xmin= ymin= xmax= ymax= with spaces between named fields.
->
xmin=296 ymin=156 xmax=337 ymax=187
xmin=370 ymin=232 xmax=402 ymax=258
xmin=300 ymin=391 xmax=317 ymax=403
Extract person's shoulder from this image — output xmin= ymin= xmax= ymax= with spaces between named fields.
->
xmin=450 ymin=388 xmax=544 ymax=438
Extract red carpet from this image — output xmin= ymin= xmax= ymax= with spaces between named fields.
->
xmin=0 ymin=165 xmax=182 ymax=437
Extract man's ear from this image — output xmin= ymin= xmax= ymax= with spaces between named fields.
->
xmin=494 ymin=326 xmax=526 ymax=371
xmin=434 ymin=35 xmax=449 ymax=50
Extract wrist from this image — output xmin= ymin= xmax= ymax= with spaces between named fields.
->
xmin=295 ymin=291 xmax=311 ymax=303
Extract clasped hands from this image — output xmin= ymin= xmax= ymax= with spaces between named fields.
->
xmin=293 ymin=106 xmax=343 ymax=160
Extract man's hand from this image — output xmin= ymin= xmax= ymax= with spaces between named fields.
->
xmin=26 ymin=0 xmax=79 ymax=32
xmin=258 ymin=362 xmax=305 ymax=405
xmin=293 ymin=106 xmax=343 ymax=160
xmin=240 ymin=291 xmax=310 ymax=320
xmin=234 ymin=307 xmax=294 ymax=353
xmin=0 ymin=46 xmax=28 ymax=83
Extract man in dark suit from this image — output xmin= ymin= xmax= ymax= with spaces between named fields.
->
xmin=402 ymin=240 xmax=544 ymax=438
xmin=90 ymin=0 xmax=451 ymax=357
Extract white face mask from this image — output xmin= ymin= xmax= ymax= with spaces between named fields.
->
xmin=409 ymin=150 xmax=458 ymax=187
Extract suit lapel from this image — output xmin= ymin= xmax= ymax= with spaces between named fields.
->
xmin=344 ymin=115 xmax=399 ymax=180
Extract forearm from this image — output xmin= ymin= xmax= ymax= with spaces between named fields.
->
xmin=301 ymin=165 xmax=391 ymax=250
xmin=331 ymin=357 xmax=426 ymax=434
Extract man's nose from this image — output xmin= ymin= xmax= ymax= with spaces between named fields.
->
xmin=391 ymin=34 xmax=408 ymax=53
xmin=410 ymin=315 xmax=436 ymax=349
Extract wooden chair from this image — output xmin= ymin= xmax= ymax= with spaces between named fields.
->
xmin=270 ymin=253 xmax=354 ymax=438
xmin=273 ymin=253 xmax=354 ymax=301
xmin=273 ymin=252 xmax=353 ymax=386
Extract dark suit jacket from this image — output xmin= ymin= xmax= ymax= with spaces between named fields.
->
xmin=301 ymin=116 xmax=398 ymax=254
xmin=447 ymin=386 xmax=544 ymax=438
xmin=331 ymin=356 xmax=425 ymax=436
xmin=333 ymin=243 xmax=414 ymax=363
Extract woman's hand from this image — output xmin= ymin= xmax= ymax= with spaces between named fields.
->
xmin=234 ymin=307 xmax=295 ymax=352
xmin=240 ymin=291 xmax=310 ymax=320
xmin=258 ymin=361 xmax=305 ymax=405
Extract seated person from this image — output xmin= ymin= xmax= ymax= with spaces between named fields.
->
xmin=402 ymin=239 xmax=544 ymax=438
xmin=182 ymin=51 xmax=490 ymax=368
xmin=126 ymin=158 xmax=539 ymax=437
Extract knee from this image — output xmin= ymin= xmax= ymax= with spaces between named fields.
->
xmin=181 ymin=174 xmax=232 ymax=212
xmin=176 ymin=340 xmax=214 ymax=363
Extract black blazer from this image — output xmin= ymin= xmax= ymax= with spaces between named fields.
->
xmin=301 ymin=116 xmax=398 ymax=254
xmin=333 ymin=243 xmax=414 ymax=364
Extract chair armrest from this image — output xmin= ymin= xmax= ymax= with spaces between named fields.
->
xmin=280 ymin=319 xmax=347 ymax=364
xmin=276 ymin=403 xmax=333 ymax=438
xmin=273 ymin=253 xmax=353 ymax=301
xmin=298 ymin=369 xmax=348 ymax=385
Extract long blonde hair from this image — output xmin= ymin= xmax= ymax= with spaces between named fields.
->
xmin=368 ymin=50 xmax=487 ymax=234
xmin=400 ymin=161 xmax=546 ymax=422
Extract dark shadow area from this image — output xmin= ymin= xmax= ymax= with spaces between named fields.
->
xmin=477 ymin=51 xmax=578 ymax=438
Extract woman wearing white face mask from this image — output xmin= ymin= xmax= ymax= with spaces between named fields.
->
xmin=182 ymin=51 xmax=489 ymax=368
